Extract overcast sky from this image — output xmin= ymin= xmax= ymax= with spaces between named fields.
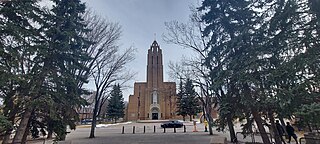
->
xmin=82 ymin=0 xmax=199 ymax=101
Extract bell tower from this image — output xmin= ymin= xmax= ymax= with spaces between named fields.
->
xmin=147 ymin=40 xmax=163 ymax=89
xmin=126 ymin=40 xmax=177 ymax=121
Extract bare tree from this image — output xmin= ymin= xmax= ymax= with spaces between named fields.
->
xmin=163 ymin=6 xmax=215 ymax=135
xmin=83 ymin=11 xmax=135 ymax=138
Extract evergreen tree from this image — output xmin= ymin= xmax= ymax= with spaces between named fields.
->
xmin=295 ymin=103 xmax=320 ymax=131
xmin=0 ymin=115 xmax=12 ymax=137
xmin=107 ymin=84 xmax=125 ymax=123
xmin=0 ymin=0 xmax=49 ymax=142
xmin=199 ymin=0 xmax=256 ymax=142
xmin=176 ymin=78 xmax=201 ymax=121
xmin=176 ymin=78 xmax=187 ymax=121
xmin=39 ymin=0 xmax=90 ymax=140
xmin=0 ymin=0 xmax=91 ymax=142
xmin=184 ymin=78 xmax=201 ymax=121
xmin=199 ymin=0 xmax=320 ymax=143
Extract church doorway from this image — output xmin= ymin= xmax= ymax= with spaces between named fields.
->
xmin=150 ymin=107 xmax=159 ymax=120
xmin=152 ymin=113 xmax=158 ymax=120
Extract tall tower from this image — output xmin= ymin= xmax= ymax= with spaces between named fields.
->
xmin=147 ymin=41 xmax=163 ymax=88
xmin=146 ymin=41 xmax=163 ymax=120
xmin=126 ymin=40 xmax=176 ymax=121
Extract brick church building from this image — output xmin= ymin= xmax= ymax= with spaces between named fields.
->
xmin=126 ymin=41 xmax=177 ymax=121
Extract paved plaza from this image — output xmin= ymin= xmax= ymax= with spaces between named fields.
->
xmin=29 ymin=120 xmax=310 ymax=144
xmin=61 ymin=122 xmax=212 ymax=144
xmin=32 ymin=121 xmax=264 ymax=144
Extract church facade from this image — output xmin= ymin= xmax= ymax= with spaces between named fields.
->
xmin=126 ymin=41 xmax=177 ymax=121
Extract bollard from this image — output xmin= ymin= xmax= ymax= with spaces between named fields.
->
xmin=122 ymin=126 xmax=124 ymax=134
xmin=174 ymin=127 xmax=176 ymax=133
xmin=184 ymin=125 xmax=186 ymax=133
xmin=133 ymin=126 xmax=135 ymax=134
xmin=164 ymin=127 xmax=166 ymax=133
xmin=193 ymin=121 xmax=198 ymax=132
xmin=154 ymin=125 xmax=156 ymax=133
xmin=144 ymin=126 xmax=146 ymax=133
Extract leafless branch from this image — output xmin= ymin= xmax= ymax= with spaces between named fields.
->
xmin=82 ymin=10 xmax=135 ymax=137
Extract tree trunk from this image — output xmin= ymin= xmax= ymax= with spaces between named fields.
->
xmin=89 ymin=103 xmax=99 ymax=138
xmin=47 ymin=130 xmax=53 ymax=139
xmin=268 ymin=111 xmax=281 ymax=144
xmin=189 ymin=115 xmax=192 ymax=121
xmin=12 ymin=108 xmax=32 ymax=143
xmin=252 ymin=110 xmax=271 ymax=144
xmin=206 ymin=107 xmax=213 ymax=135
xmin=2 ymin=95 xmax=17 ymax=144
xmin=227 ymin=114 xmax=237 ymax=142
xmin=21 ymin=124 xmax=30 ymax=144
xmin=183 ymin=116 xmax=185 ymax=121
xmin=89 ymin=115 xmax=97 ymax=138
xmin=202 ymin=106 xmax=206 ymax=123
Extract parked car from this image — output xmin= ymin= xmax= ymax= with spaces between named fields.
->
xmin=161 ymin=120 xmax=183 ymax=128
xmin=81 ymin=119 xmax=92 ymax=124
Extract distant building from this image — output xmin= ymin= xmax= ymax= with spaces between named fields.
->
xmin=126 ymin=41 xmax=177 ymax=121
xmin=78 ymin=92 xmax=109 ymax=122
xmin=77 ymin=92 xmax=95 ymax=121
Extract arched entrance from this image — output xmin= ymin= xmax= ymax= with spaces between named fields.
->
xmin=151 ymin=107 xmax=160 ymax=120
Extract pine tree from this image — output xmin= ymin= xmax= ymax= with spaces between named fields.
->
xmin=199 ymin=0 xmax=257 ymax=142
xmin=199 ymin=0 xmax=320 ymax=143
xmin=295 ymin=103 xmax=320 ymax=132
xmin=183 ymin=78 xmax=201 ymax=121
xmin=176 ymin=78 xmax=187 ymax=121
xmin=1 ymin=0 xmax=92 ymax=142
xmin=176 ymin=78 xmax=201 ymax=121
xmin=107 ymin=84 xmax=125 ymax=123
xmin=40 ymin=0 xmax=90 ymax=140
xmin=0 ymin=1 xmax=49 ymax=142
xmin=0 ymin=115 xmax=12 ymax=137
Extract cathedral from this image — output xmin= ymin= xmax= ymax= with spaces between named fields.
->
xmin=126 ymin=41 xmax=177 ymax=121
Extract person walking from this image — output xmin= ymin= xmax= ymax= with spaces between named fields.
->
xmin=275 ymin=120 xmax=286 ymax=144
xmin=286 ymin=122 xmax=298 ymax=144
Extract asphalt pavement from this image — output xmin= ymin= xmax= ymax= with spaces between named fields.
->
xmin=31 ymin=121 xmax=265 ymax=144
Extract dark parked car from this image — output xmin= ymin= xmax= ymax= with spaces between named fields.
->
xmin=80 ymin=119 xmax=92 ymax=124
xmin=161 ymin=120 xmax=183 ymax=128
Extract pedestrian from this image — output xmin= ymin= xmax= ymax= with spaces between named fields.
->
xmin=275 ymin=120 xmax=286 ymax=144
xmin=276 ymin=120 xmax=286 ymax=144
xmin=286 ymin=122 xmax=298 ymax=144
